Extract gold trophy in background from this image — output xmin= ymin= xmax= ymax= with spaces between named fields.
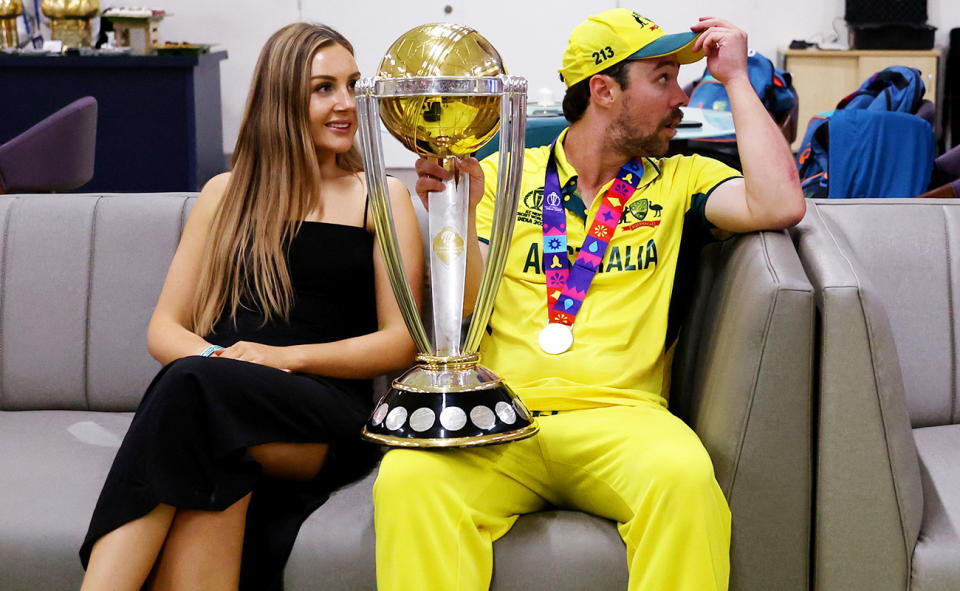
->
xmin=41 ymin=0 xmax=98 ymax=48
xmin=0 ymin=0 xmax=23 ymax=48
xmin=357 ymin=23 xmax=537 ymax=447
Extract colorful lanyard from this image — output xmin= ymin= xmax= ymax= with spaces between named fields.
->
xmin=542 ymin=142 xmax=643 ymax=327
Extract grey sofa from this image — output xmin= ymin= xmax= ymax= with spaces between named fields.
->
xmin=0 ymin=193 xmax=814 ymax=590
xmin=792 ymin=199 xmax=960 ymax=591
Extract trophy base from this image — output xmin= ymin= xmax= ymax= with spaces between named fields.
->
xmin=362 ymin=359 xmax=539 ymax=448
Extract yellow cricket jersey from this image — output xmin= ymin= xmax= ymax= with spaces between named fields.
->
xmin=475 ymin=128 xmax=741 ymax=411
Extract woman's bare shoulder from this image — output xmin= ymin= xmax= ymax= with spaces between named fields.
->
xmin=190 ymin=172 xmax=233 ymax=217
xmin=352 ymin=171 xmax=408 ymax=199
xmin=199 ymin=172 xmax=232 ymax=202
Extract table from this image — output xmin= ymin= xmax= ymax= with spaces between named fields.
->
xmin=0 ymin=51 xmax=227 ymax=192
xmin=674 ymin=107 xmax=735 ymax=140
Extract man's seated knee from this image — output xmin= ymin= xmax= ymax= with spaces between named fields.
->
xmin=637 ymin=442 xmax=717 ymax=497
xmin=374 ymin=448 xmax=461 ymax=500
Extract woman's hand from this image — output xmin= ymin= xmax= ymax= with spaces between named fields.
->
xmin=215 ymin=341 xmax=292 ymax=372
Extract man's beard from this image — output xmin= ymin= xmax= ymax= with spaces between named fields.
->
xmin=609 ymin=104 xmax=684 ymax=158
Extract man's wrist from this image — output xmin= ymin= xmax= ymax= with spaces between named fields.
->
xmin=722 ymin=74 xmax=753 ymax=94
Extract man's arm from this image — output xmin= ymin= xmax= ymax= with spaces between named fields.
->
xmin=691 ymin=17 xmax=805 ymax=233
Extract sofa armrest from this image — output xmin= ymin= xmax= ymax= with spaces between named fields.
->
xmin=671 ymin=230 xmax=814 ymax=591
xmin=791 ymin=203 xmax=923 ymax=591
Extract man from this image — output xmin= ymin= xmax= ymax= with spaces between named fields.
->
xmin=374 ymin=8 xmax=805 ymax=591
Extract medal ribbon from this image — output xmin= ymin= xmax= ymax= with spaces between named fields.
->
xmin=542 ymin=142 xmax=644 ymax=326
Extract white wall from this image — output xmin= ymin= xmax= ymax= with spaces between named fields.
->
xmin=930 ymin=0 xmax=960 ymax=49
xmin=147 ymin=0 xmax=957 ymax=157
xmin=140 ymin=0 xmax=299 ymax=156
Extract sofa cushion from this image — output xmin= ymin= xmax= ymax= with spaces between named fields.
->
xmin=0 ymin=409 xmax=628 ymax=591
xmin=0 ymin=410 xmax=132 ymax=591
xmin=86 ymin=194 xmax=189 ymax=411
xmin=0 ymin=194 xmax=189 ymax=412
xmin=286 ymin=471 xmax=629 ymax=591
xmin=912 ymin=425 xmax=960 ymax=591
xmin=489 ymin=509 xmax=628 ymax=590
xmin=285 ymin=470 xmax=377 ymax=590
xmin=812 ymin=200 xmax=960 ymax=428
xmin=1 ymin=196 xmax=100 ymax=410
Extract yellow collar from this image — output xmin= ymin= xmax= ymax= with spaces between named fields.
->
xmin=553 ymin=127 xmax=663 ymax=206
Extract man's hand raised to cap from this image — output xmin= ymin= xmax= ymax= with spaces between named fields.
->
xmin=690 ymin=17 xmax=749 ymax=86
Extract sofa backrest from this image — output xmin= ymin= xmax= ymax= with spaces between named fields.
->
xmin=0 ymin=194 xmax=195 ymax=412
xmin=797 ymin=199 xmax=960 ymax=429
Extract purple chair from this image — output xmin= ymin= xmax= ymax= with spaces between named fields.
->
xmin=915 ymin=99 xmax=936 ymax=129
xmin=0 ymin=96 xmax=98 ymax=194
xmin=918 ymin=144 xmax=960 ymax=198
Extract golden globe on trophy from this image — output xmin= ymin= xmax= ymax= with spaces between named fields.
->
xmin=356 ymin=23 xmax=537 ymax=447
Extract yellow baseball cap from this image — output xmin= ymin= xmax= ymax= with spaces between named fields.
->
xmin=559 ymin=8 xmax=704 ymax=87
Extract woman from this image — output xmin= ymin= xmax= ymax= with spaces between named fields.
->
xmin=79 ymin=23 xmax=422 ymax=591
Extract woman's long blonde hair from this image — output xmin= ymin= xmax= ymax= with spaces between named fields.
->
xmin=192 ymin=23 xmax=363 ymax=336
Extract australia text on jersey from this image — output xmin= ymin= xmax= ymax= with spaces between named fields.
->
xmin=521 ymin=239 xmax=659 ymax=275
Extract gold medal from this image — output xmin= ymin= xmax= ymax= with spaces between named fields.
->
xmin=538 ymin=323 xmax=574 ymax=355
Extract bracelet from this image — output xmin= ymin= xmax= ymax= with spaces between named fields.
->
xmin=200 ymin=345 xmax=224 ymax=357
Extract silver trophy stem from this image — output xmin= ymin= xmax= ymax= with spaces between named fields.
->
xmin=356 ymin=82 xmax=432 ymax=354
xmin=427 ymin=160 xmax=469 ymax=357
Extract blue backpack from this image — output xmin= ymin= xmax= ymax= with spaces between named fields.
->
xmin=797 ymin=66 xmax=927 ymax=198
xmin=688 ymin=50 xmax=797 ymax=141
xmin=835 ymin=65 xmax=926 ymax=113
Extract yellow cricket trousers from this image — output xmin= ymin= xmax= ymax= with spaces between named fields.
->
xmin=373 ymin=403 xmax=731 ymax=591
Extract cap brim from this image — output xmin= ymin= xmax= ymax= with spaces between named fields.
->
xmin=629 ymin=31 xmax=704 ymax=64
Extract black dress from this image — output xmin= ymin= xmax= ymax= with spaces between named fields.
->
xmin=79 ymin=221 xmax=381 ymax=590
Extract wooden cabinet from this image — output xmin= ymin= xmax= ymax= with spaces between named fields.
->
xmin=780 ymin=48 xmax=942 ymax=150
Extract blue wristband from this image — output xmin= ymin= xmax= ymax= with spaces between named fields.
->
xmin=200 ymin=345 xmax=224 ymax=357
